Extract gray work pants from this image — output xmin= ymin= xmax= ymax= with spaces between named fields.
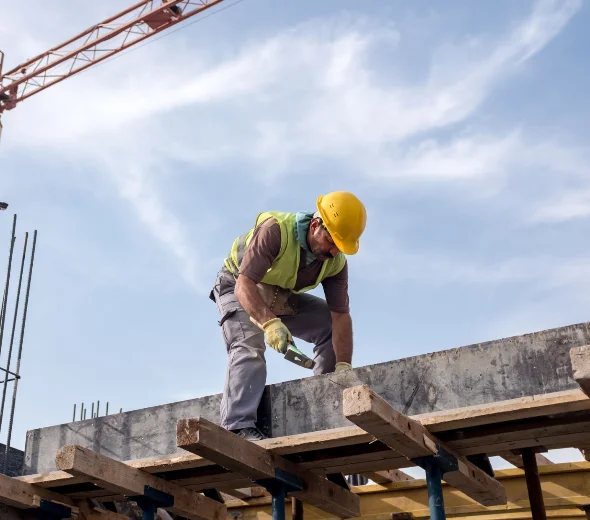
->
xmin=211 ymin=268 xmax=336 ymax=431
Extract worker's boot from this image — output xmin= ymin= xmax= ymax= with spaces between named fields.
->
xmin=231 ymin=427 xmax=267 ymax=441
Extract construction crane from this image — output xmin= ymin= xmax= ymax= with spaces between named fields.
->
xmin=0 ymin=0 xmax=226 ymax=139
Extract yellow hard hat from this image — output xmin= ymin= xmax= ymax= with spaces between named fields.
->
xmin=316 ymin=191 xmax=366 ymax=255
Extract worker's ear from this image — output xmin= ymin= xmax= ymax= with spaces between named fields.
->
xmin=309 ymin=217 xmax=321 ymax=233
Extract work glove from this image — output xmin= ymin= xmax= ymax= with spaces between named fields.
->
xmin=335 ymin=362 xmax=352 ymax=372
xmin=260 ymin=318 xmax=292 ymax=354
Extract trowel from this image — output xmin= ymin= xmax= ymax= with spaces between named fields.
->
xmin=284 ymin=340 xmax=315 ymax=369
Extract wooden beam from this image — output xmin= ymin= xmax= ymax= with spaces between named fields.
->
xmin=219 ymin=487 xmax=268 ymax=500
xmin=55 ymin=445 xmax=226 ymax=520
xmin=292 ymin=497 xmax=303 ymax=520
xmin=343 ymin=385 xmax=507 ymax=507
xmin=571 ymin=346 xmax=590 ymax=397
xmin=361 ymin=470 xmax=414 ymax=484
xmin=176 ymin=417 xmax=360 ymax=519
xmin=156 ymin=509 xmax=174 ymax=520
xmin=499 ymin=451 xmax=553 ymax=468
xmin=0 ymin=473 xmax=75 ymax=510
xmin=521 ymin=448 xmax=547 ymax=520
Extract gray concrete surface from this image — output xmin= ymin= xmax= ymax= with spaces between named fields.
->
xmin=23 ymin=321 xmax=590 ymax=475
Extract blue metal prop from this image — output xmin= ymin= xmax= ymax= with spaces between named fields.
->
xmin=126 ymin=485 xmax=175 ymax=520
xmin=412 ymin=446 xmax=459 ymax=520
xmin=257 ymin=468 xmax=304 ymax=520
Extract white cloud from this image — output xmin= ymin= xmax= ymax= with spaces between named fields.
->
xmin=100 ymin=151 xmax=204 ymax=290
xmin=356 ymin=231 xmax=590 ymax=291
xmin=7 ymin=0 xmax=581 ymax=160
xmin=1 ymin=0 xmax=584 ymax=289
xmin=531 ymin=190 xmax=590 ymax=223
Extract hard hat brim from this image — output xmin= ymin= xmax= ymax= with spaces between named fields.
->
xmin=334 ymin=237 xmax=359 ymax=255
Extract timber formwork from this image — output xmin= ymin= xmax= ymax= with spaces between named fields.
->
xmin=225 ymin=462 xmax=590 ymax=519
xmin=0 ymin=336 xmax=589 ymax=518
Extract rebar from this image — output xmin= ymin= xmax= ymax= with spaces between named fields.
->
xmin=0 ymin=214 xmax=17 ymax=360
xmin=3 ymin=229 xmax=37 ymax=474
xmin=0 ymin=232 xmax=28 ymax=433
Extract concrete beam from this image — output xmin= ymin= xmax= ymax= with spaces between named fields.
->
xmin=23 ymin=321 xmax=590 ymax=475
xmin=571 ymin=345 xmax=590 ymax=396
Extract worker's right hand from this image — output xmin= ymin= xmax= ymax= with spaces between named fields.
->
xmin=261 ymin=318 xmax=292 ymax=354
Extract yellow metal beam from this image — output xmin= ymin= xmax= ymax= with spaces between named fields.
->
xmin=226 ymin=462 xmax=590 ymax=519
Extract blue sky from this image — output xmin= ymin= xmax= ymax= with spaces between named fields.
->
xmin=0 ymin=0 xmax=589 ymax=471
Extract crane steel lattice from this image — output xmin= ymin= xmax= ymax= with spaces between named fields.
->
xmin=0 ymin=0 xmax=224 ymax=114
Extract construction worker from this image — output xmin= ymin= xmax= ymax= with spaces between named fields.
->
xmin=210 ymin=191 xmax=366 ymax=440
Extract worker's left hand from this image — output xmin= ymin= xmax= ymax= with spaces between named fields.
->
xmin=335 ymin=362 xmax=352 ymax=372
xmin=261 ymin=318 xmax=292 ymax=354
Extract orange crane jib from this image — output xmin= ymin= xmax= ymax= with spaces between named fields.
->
xmin=0 ymin=0 xmax=226 ymax=114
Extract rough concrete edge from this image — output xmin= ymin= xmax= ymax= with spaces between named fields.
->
xmin=570 ymin=344 xmax=590 ymax=396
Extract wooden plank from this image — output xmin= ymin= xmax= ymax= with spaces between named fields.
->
xmin=499 ymin=451 xmax=553 ymax=468
xmin=218 ymin=487 xmax=268 ymax=500
xmin=416 ymin=389 xmax=590 ymax=432
xmin=17 ymin=471 xmax=89 ymax=489
xmin=361 ymin=469 xmax=414 ymax=484
xmin=177 ymin=417 xmax=360 ymax=519
xmin=0 ymin=473 xmax=75 ymax=510
xmin=55 ymin=445 xmax=226 ymax=520
xmin=156 ymin=509 xmax=174 ymax=520
xmin=343 ymin=385 xmax=507 ymax=507
xmin=571 ymin=346 xmax=590 ymax=397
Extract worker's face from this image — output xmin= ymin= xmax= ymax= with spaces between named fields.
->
xmin=308 ymin=218 xmax=340 ymax=261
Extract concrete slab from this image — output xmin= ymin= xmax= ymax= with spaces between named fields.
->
xmin=23 ymin=321 xmax=590 ymax=475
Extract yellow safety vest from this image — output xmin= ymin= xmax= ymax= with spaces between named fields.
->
xmin=224 ymin=211 xmax=346 ymax=293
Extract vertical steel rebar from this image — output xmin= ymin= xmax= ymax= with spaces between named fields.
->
xmin=0 ymin=288 xmax=6 ymax=346
xmin=106 ymin=402 xmax=109 ymax=415
xmin=91 ymin=402 xmax=94 ymax=418
xmin=97 ymin=400 xmax=100 ymax=417
xmin=0 ymin=214 xmax=17 ymax=360
xmin=3 ymin=230 xmax=37 ymax=474
xmin=80 ymin=402 xmax=84 ymax=420
xmin=72 ymin=404 xmax=76 ymax=422
xmin=0 ymin=232 xmax=28 ymax=433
